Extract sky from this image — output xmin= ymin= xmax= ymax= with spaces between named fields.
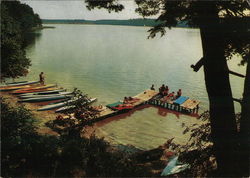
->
xmin=21 ymin=0 xmax=147 ymax=20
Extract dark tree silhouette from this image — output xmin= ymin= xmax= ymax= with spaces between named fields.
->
xmin=85 ymin=0 xmax=249 ymax=176
xmin=1 ymin=1 xmax=42 ymax=79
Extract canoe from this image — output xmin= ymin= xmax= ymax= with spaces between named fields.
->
xmin=37 ymin=97 xmax=79 ymax=111
xmin=19 ymin=89 xmax=66 ymax=96
xmin=0 ymin=84 xmax=41 ymax=92
xmin=19 ymin=92 xmax=73 ymax=99
xmin=13 ymin=87 xmax=59 ymax=95
xmin=161 ymin=156 xmax=190 ymax=176
xmin=55 ymin=98 xmax=97 ymax=113
xmin=13 ymin=84 xmax=57 ymax=94
xmin=0 ymin=81 xmax=39 ymax=88
xmin=6 ymin=81 xmax=28 ymax=85
xmin=19 ymin=95 xmax=73 ymax=102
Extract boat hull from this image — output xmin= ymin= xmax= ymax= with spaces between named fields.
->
xmin=13 ymin=84 xmax=57 ymax=94
xmin=19 ymin=95 xmax=73 ymax=102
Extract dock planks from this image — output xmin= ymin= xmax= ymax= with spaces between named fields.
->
xmin=132 ymin=89 xmax=159 ymax=106
xmin=180 ymin=99 xmax=200 ymax=110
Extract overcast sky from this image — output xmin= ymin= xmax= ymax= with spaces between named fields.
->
xmin=21 ymin=0 xmax=147 ymax=20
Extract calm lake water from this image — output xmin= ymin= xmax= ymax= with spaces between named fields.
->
xmin=19 ymin=24 xmax=245 ymax=150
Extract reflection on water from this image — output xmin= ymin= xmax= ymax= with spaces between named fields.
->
xmin=23 ymin=31 xmax=42 ymax=49
xmin=18 ymin=24 xmax=245 ymax=150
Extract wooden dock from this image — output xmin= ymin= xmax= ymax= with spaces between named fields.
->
xmin=92 ymin=89 xmax=159 ymax=122
xmin=61 ymin=89 xmax=199 ymax=123
xmin=147 ymin=96 xmax=200 ymax=114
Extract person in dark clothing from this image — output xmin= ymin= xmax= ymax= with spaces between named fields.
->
xmin=177 ymin=89 xmax=182 ymax=98
xmin=163 ymin=85 xmax=169 ymax=96
xmin=39 ymin=72 xmax=45 ymax=85
xmin=150 ymin=84 xmax=155 ymax=90
xmin=159 ymin=84 xmax=166 ymax=96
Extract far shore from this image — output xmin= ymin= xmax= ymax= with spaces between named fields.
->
xmin=41 ymin=22 xmax=198 ymax=29
xmin=32 ymin=25 xmax=55 ymax=31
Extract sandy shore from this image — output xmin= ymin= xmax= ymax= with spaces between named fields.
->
xmin=1 ymin=92 xmax=63 ymax=135
xmin=1 ymin=91 xmax=106 ymax=138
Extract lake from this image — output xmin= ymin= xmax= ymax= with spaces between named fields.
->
xmin=20 ymin=24 xmax=245 ymax=150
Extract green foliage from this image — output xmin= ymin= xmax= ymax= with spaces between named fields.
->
xmin=1 ymin=98 xmax=61 ymax=177
xmin=46 ymin=89 xmax=97 ymax=138
xmin=1 ymin=1 xmax=42 ymax=79
xmin=1 ymin=97 xmax=37 ymax=176
xmin=85 ymin=0 xmax=124 ymax=13
xmin=45 ymin=89 xmax=149 ymax=177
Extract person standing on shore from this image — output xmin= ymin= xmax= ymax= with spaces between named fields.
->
xmin=39 ymin=72 xmax=45 ymax=85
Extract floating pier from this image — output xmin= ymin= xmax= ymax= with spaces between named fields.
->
xmin=89 ymin=89 xmax=200 ymax=123
xmin=93 ymin=89 xmax=159 ymax=122
xmin=147 ymin=96 xmax=200 ymax=114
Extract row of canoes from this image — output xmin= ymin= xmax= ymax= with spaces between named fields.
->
xmin=1 ymin=80 xmax=97 ymax=113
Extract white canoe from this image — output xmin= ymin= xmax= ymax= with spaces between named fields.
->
xmin=37 ymin=97 xmax=80 ymax=111
xmin=19 ymin=95 xmax=73 ymax=102
xmin=55 ymin=98 xmax=97 ymax=113
xmin=19 ymin=92 xmax=72 ymax=99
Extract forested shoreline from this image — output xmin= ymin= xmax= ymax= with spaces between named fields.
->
xmin=1 ymin=1 xmax=42 ymax=79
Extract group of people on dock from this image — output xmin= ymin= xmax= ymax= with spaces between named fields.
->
xmin=150 ymin=84 xmax=182 ymax=100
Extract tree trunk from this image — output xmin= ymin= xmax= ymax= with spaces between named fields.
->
xmin=199 ymin=3 xmax=238 ymax=176
xmin=239 ymin=61 xmax=250 ymax=176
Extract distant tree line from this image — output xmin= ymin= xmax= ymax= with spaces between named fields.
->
xmin=42 ymin=18 xmax=189 ymax=27
xmin=1 ymin=1 xmax=42 ymax=80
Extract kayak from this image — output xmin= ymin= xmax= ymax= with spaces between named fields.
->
xmin=19 ymin=92 xmax=73 ymax=99
xmin=161 ymin=156 xmax=190 ymax=176
xmin=19 ymin=89 xmax=66 ymax=96
xmin=19 ymin=95 xmax=73 ymax=102
xmin=13 ymin=84 xmax=57 ymax=94
xmin=0 ymin=84 xmax=41 ymax=92
xmin=6 ymin=81 xmax=28 ymax=85
xmin=0 ymin=81 xmax=39 ymax=87
xmin=13 ymin=87 xmax=59 ymax=95
xmin=37 ymin=98 xmax=79 ymax=111
xmin=55 ymin=98 xmax=97 ymax=113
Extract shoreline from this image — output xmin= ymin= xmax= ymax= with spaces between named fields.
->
xmin=42 ymin=22 xmax=198 ymax=29
xmin=1 ymin=92 xmax=117 ymax=141
xmin=1 ymin=92 xmax=62 ymax=136
xmin=31 ymin=25 xmax=56 ymax=31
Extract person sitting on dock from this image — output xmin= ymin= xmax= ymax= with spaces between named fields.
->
xmin=39 ymin=72 xmax=45 ymax=85
xmin=150 ymin=84 xmax=155 ymax=90
xmin=159 ymin=84 xmax=166 ymax=96
xmin=167 ymin=92 xmax=175 ymax=100
xmin=176 ymin=89 xmax=182 ymax=99
xmin=123 ymin=97 xmax=129 ymax=104
xmin=162 ymin=86 xmax=169 ymax=96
